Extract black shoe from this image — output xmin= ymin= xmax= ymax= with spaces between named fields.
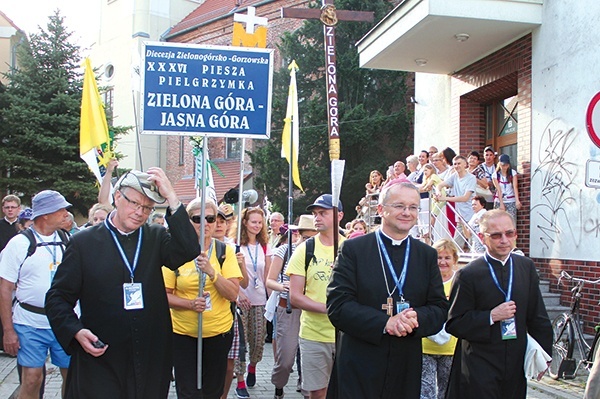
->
xmin=236 ymin=387 xmax=250 ymax=398
xmin=246 ymin=372 xmax=256 ymax=388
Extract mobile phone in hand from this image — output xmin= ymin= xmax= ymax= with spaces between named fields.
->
xmin=92 ymin=339 xmax=107 ymax=349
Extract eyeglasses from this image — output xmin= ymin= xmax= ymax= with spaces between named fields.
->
xmin=191 ymin=215 xmax=216 ymax=224
xmin=484 ymin=230 xmax=517 ymax=240
xmin=120 ymin=191 xmax=155 ymax=214
xmin=383 ymin=203 xmax=420 ymax=213
xmin=2 ymin=206 xmax=18 ymax=210
xmin=432 ymin=158 xmax=442 ymax=162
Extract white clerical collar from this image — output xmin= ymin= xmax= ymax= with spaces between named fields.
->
xmin=108 ymin=212 xmax=137 ymax=236
xmin=4 ymin=217 xmax=17 ymax=225
xmin=379 ymin=229 xmax=409 ymax=246
xmin=486 ymin=251 xmax=511 ymax=266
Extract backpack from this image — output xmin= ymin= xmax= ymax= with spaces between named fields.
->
xmin=15 ymin=228 xmax=69 ymax=315
xmin=19 ymin=228 xmax=70 ymax=264
xmin=304 ymin=237 xmax=316 ymax=274
xmin=175 ymin=239 xmax=227 ymax=276
xmin=303 ymin=237 xmax=317 ymax=292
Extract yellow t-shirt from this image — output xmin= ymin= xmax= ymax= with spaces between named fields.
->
xmin=285 ymin=234 xmax=345 ymax=343
xmin=422 ymin=275 xmax=457 ymax=355
xmin=162 ymin=240 xmax=242 ymax=338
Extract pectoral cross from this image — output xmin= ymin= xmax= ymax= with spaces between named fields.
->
xmin=382 ymin=297 xmax=394 ymax=316
xmin=281 ymin=1 xmax=374 ymax=161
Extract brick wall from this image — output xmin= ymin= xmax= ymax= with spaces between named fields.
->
xmin=449 ymin=34 xmax=598 ymax=333
xmin=451 ymin=34 xmax=532 ymax=250
xmin=536 ymin=259 xmax=600 ymax=333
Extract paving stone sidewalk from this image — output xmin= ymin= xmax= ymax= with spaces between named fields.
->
xmin=0 ymin=344 xmax=589 ymax=398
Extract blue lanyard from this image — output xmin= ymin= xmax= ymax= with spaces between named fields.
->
xmin=30 ymin=228 xmax=58 ymax=265
xmin=485 ymin=255 xmax=513 ymax=301
xmin=246 ymin=243 xmax=259 ymax=274
xmin=376 ymin=230 xmax=411 ymax=299
xmin=105 ymin=220 xmax=143 ymax=283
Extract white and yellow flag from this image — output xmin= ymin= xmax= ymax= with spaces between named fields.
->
xmin=281 ymin=60 xmax=303 ymax=191
xmin=80 ymin=58 xmax=111 ymax=184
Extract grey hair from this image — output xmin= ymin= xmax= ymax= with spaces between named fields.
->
xmin=186 ymin=198 xmax=218 ymax=217
xmin=379 ymin=182 xmax=420 ymax=205
xmin=406 ymin=155 xmax=418 ymax=165
xmin=479 ymin=209 xmax=514 ymax=233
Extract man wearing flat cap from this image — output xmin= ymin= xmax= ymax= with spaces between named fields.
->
xmin=45 ymin=167 xmax=200 ymax=399
xmin=0 ymin=190 xmax=72 ymax=398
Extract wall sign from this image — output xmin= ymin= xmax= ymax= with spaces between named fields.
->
xmin=141 ymin=41 xmax=273 ymax=138
xmin=586 ymin=92 xmax=600 ymax=148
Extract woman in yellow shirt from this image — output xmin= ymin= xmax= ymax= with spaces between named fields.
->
xmin=163 ymin=199 xmax=242 ymax=399
xmin=421 ymin=239 xmax=459 ymax=399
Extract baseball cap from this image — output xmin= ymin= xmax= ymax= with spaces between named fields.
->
xmin=306 ymin=194 xmax=343 ymax=212
xmin=499 ymin=154 xmax=510 ymax=164
xmin=18 ymin=208 xmax=33 ymax=221
xmin=115 ymin=170 xmax=165 ymax=204
xmin=484 ymin=146 xmax=495 ymax=153
xmin=218 ymin=203 xmax=234 ymax=220
xmin=32 ymin=190 xmax=72 ymax=219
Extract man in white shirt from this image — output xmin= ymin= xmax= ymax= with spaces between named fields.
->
xmin=0 ymin=190 xmax=72 ymax=399
xmin=436 ymin=156 xmax=477 ymax=247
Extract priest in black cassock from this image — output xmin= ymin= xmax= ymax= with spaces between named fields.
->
xmin=45 ymin=168 xmax=200 ymax=399
xmin=327 ymin=182 xmax=448 ymax=399
xmin=445 ymin=209 xmax=552 ymax=399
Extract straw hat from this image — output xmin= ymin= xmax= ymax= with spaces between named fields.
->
xmin=288 ymin=214 xmax=317 ymax=231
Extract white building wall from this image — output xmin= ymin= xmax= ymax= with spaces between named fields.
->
xmin=91 ymin=0 xmax=198 ymax=171
xmin=529 ymin=0 xmax=600 ymax=260
xmin=414 ymin=73 xmax=452 ymax=153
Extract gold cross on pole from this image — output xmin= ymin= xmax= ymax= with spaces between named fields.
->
xmin=382 ymin=297 xmax=394 ymax=317
xmin=281 ymin=1 xmax=374 ymax=161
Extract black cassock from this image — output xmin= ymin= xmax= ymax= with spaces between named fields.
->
xmin=327 ymin=233 xmax=448 ymax=399
xmin=45 ymin=205 xmax=200 ymax=399
xmin=445 ymin=254 xmax=552 ymax=399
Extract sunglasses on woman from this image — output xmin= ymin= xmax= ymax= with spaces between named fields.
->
xmin=191 ymin=215 xmax=216 ymax=224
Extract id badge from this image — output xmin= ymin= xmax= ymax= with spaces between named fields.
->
xmin=49 ymin=262 xmax=59 ymax=282
xmin=254 ymin=277 xmax=260 ymax=290
xmin=123 ymin=283 xmax=144 ymax=310
xmin=501 ymin=317 xmax=517 ymax=340
xmin=396 ymin=300 xmax=410 ymax=314
xmin=204 ymin=292 xmax=212 ymax=311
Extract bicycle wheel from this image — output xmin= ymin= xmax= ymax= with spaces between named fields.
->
xmin=548 ymin=314 xmax=575 ymax=379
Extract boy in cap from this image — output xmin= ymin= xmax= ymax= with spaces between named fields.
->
xmin=45 ymin=168 xmax=200 ymax=399
xmin=286 ymin=194 xmax=344 ymax=399
xmin=0 ymin=190 xmax=72 ymax=398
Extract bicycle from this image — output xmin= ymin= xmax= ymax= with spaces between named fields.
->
xmin=548 ymin=270 xmax=600 ymax=379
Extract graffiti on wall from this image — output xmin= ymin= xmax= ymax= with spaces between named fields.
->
xmin=531 ymin=118 xmax=582 ymax=257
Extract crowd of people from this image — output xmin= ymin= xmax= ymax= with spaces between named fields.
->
xmin=0 ymin=144 xmax=573 ymax=399
xmin=353 ymin=145 xmax=522 ymax=253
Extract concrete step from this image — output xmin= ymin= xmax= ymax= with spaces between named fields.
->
xmin=546 ymin=305 xmax=571 ymax=322
xmin=539 ymin=280 xmax=550 ymax=294
xmin=542 ymin=292 xmax=562 ymax=307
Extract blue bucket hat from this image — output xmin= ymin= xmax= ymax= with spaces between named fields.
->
xmin=32 ymin=190 xmax=72 ymax=219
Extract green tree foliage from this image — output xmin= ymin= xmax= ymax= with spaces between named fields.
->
xmin=249 ymin=0 xmax=413 ymax=222
xmin=0 ymin=12 xmax=122 ymax=215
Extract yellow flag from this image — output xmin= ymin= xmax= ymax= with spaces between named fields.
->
xmin=281 ymin=60 xmax=303 ymax=191
xmin=80 ymin=58 xmax=111 ymax=184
